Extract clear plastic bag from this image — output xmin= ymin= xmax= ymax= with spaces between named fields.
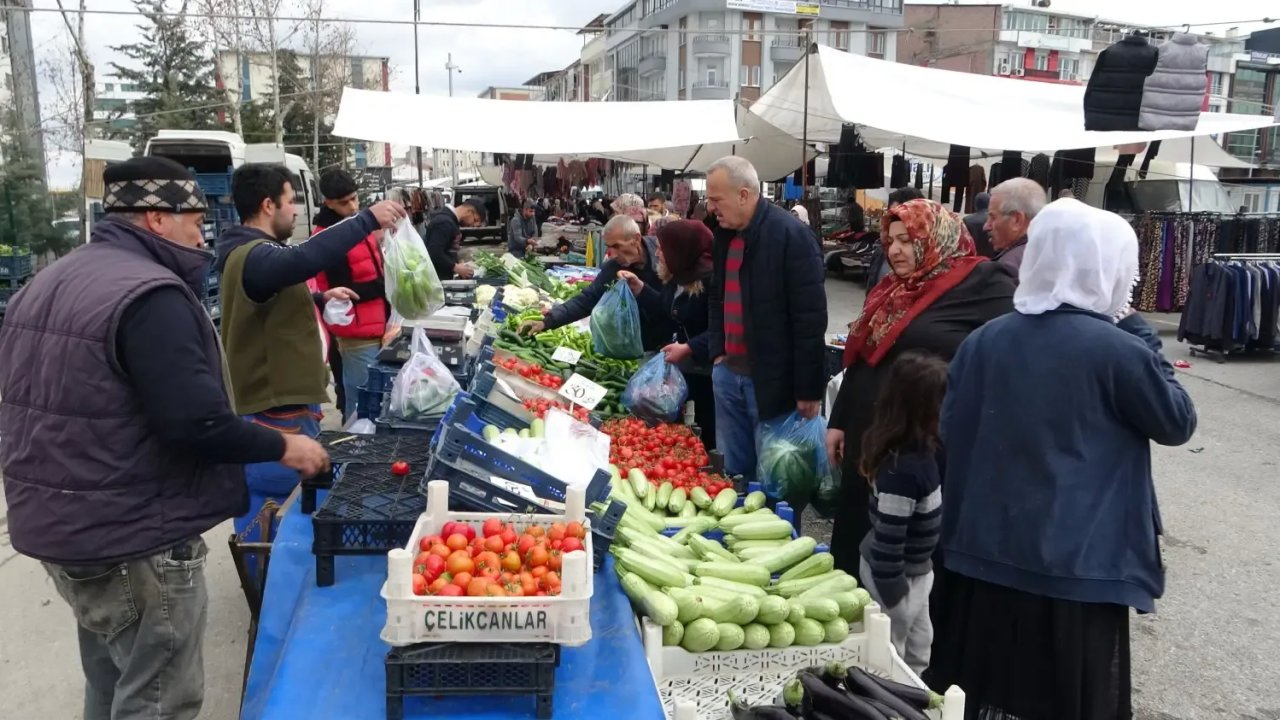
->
xmin=756 ymin=411 xmax=832 ymax=506
xmin=323 ymin=298 xmax=354 ymax=326
xmin=382 ymin=217 xmax=445 ymax=324
xmin=621 ymin=354 xmax=689 ymax=423
xmin=388 ymin=327 xmax=461 ymax=421
xmin=589 ymin=281 xmax=643 ymax=359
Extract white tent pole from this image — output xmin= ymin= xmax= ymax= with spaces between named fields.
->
xmin=801 ymin=37 xmax=811 ymax=199
xmin=1188 ymin=136 xmax=1196 ymax=212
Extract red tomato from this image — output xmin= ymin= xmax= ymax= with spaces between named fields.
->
xmin=526 ymin=525 xmax=546 ymax=538
xmin=548 ymin=523 xmax=566 ymax=542
xmin=526 ymin=545 xmax=550 ymax=568
xmin=482 ymin=517 xmax=504 ymax=538
xmin=483 ymin=534 xmax=506 ymax=554
xmin=517 ymin=533 xmax=537 ymax=555
xmin=437 ymin=583 xmax=464 ymax=597
xmin=475 ymin=551 xmax=501 ymax=572
xmin=429 ymin=543 xmax=452 ymax=560
xmin=413 ymin=551 xmax=432 ymax=573
xmin=562 ymin=537 xmax=584 ymax=554
xmin=484 ymin=583 xmax=507 ymax=597
xmin=411 ymin=573 xmax=428 ymax=596
xmin=466 ymin=577 xmax=490 ymax=596
xmin=458 ymin=524 xmax=476 ymax=541
xmin=424 ymin=554 xmax=446 ymax=581
xmin=446 ymin=551 xmax=474 ymax=576
xmin=428 ymin=576 xmax=449 ymax=594
xmin=390 ymin=460 xmax=411 ymax=476
xmin=418 ymin=535 xmax=443 ymax=552
xmin=547 ymin=549 xmax=563 ymax=572
xmin=445 ymin=533 xmax=469 ymax=552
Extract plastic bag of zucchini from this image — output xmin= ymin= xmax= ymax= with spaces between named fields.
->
xmin=621 ymin=353 xmax=689 ymax=423
xmin=388 ymin=328 xmax=460 ymax=421
xmin=381 ymin=217 xmax=445 ymax=324
xmin=755 ymin=411 xmax=832 ymax=507
xmin=589 ymin=281 xmax=644 ymax=359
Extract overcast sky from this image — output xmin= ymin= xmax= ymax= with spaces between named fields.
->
xmin=27 ymin=0 xmax=1280 ymax=188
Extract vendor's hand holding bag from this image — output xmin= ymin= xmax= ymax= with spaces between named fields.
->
xmin=388 ymin=327 xmax=461 ymax=421
xmin=382 ymin=217 xmax=445 ymax=325
xmin=589 ymin=280 xmax=644 ymax=359
xmin=621 ymin=354 xmax=689 ymax=423
xmin=756 ymin=411 xmax=834 ymax=509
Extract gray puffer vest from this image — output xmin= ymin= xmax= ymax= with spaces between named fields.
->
xmin=1138 ymin=33 xmax=1209 ymax=132
xmin=0 ymin=217 xmax=247 ymax=565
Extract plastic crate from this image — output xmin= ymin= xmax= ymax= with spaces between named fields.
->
xmin=195 ymin=172 xmax=232 ymax=197
xmin=381 ymin=480 xmax=593 ymax=646
xmin=471 ymin=367 xmax=602 ymax=428
xmin=300 ymin=432 xmax=435 ymax=514
xmin=365 ymin=361 xmax=405 ymax=394
xmin=589 ymin=498 xmax=625 ymax=571
xmin=356 ymin=386 xmax=389 ymax=421
xmin=0 ymin=253 xmax=34 ymax=280
xmin=638 ymin=614 xmax=966 ymax=720
xmin=658 ymin=482 xmax=801 ymax=542
xmin=312 ymin=463 xmax=426 ymax=587
xmin=424 ymin=421 xmax=611 ymax=516
xmin=385 ymin=642 xmax=559 ymax=720
xmin=825 ymin=344 xmax=845 ymax=380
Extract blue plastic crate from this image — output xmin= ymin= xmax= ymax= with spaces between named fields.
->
xmin=356 ymin=385 xmax=389 ymax=421
xmin=195 ymin=173 xmax=232 ymax=197
xmin=423 ymin=421 xmax=611 ymax=516
xmin=209 ymin=205 xmax=237 ymax=224
xmin=0 ymin=254 xmax=34 ymax=280
xmin=589 ymin=498 xmax=625 ymax=571
xmin=0 ymin=286 xmax=16 ymax=314
xmin=470 ymin=369 xmax=602 ymax=428
xmin=364 ymin=362 xmax=403 ymax=394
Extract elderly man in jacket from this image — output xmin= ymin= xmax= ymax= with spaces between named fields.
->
xmin=0 ymin=157 xmax=332 ymax=720
xmin=706 ymin=156 xmax=828 ymax=484
xmin=986 ymin=178 xmax=1047 ymax=274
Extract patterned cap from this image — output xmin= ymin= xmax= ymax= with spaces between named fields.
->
xmin=102 ymin=156 xmax=208 ymax=214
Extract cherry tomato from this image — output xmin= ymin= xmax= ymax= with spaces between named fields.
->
xmin=390 ymin=460 xmax=411 ymax=476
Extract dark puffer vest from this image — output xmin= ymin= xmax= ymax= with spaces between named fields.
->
xmin=0 ymin=217 xmax=247 ymax=565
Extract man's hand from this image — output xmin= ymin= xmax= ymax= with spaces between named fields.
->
xmin=825 ymin=428 xmax=845 ymax=469
xmin=518 ymin=320 xmax=546 ymax=336
xmin=662 ymin=343 xmax=692 ymax=364
xmin=280 ymin=433 xmax=329 ymax=478
xmin=616 ymin=270 xmax=644 ymax=297
xmin=454 ymin=263 xmax=475 ymax=279
xmin=368 ymin=200 xmax=409 ymax=229
xmin=323 ymin=287 xmax=360 ymax=302
xmin=797 ymin=400 xmax=821 ymax=419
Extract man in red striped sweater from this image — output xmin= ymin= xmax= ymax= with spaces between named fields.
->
xmin=705 ymin=157 xmax=828 ymax=485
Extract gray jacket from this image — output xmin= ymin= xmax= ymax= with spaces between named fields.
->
xmin=1138 ymin=33 xmax=1209 ymax=132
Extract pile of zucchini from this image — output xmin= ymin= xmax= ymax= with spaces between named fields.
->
xmin=603 ymin=471 xmax=871 ymax=654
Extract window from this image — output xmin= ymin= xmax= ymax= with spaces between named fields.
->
xmin=1208 ymin=72 xmax=1224 ymax=98
xmin=744 ymin=15 xmax=761 ymax=41
xmin=1059 ymin=57 xmax=1080 ymax=80
xmin=867 ymin=30 xmax=886 ymax=58
xmin=104 ymin=83 xmax=115 ymax=92
xmin=679 ymin=16 xmax=687 ymax=45
xmin=707 ymin=66 xmax=717 ymax=86
xmin=997 ymin=51 xmax=1025 ymax=73
xmin=740 ymin=65 xmax=760 ymax=87
xmin=830 ymin=28 xmax=849 ymax=50
xmin=1033 ymin=52 xmax=1049 ymax=71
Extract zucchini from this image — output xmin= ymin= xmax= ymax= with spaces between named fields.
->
xmin=614 ymin=547 xmax=690 ymax=588
xmin=482 ymin=425 xmax=500 ymax=441
xmin=679 ymin=502 xmax=697 ymax=518
xmin=723 ymin=506 xmax=746 ymax=517
xmin=715 ymin=623 xmax=746 ymax=651
xmin=777 ymin=551 xmax=834 ymax=583
xmin=731 ymin=519 xmax=794 ymax=541
xmin=643 ymin=485 xmax=658 ymax=511
xmin=730 ymin=539 xmax=791 ymax=553
xmin=742 ymin=622 xmax=771 ymax=649
xmin=695 ymin=561 xmax=771 ymax=587
xmin=687 ymin=535 xmax=739 ymax=564
xmin=735 ymin=546 xmax=782 ymax=561
xmin=793 ymin=618 xmax=825 ymax=646
xmin=751 ymin=537 xmax=818 ymax=573
xmin=518 ymin=428 xmax=529 ymax=438
xmin=670 ymin=589 xmax=705 ymax=624
xmin=642 ymin=589 xmax=680 ymax=626
xmin=794 ymin=596 xmax=840 ymax=622
xmin=619 ymin=571 xmax=656 ymax=604
xmin=786 ymin=598 xmax=807 ymax=624
xmin=743 ymin=490 xmax=767 ymax=512
xmin=680 ymin=617 xmax=720 ymax=652
xmin=830 ymin=592 xmax=864 ymax=623
xmin=695 ymin=575 xmax=767 ymax=598
xmin=628 ymin=468 xmax=650 ymax=498
xmin=618 ymin=541 xmax=694 ymax=577
xmin=768 ymin=570 xmax=851 ymax=597
xmin=530 ymin=418 xmax=545 ymax=438
xmin=663 ymin=515 xmax=713 ymax=530
xmin=717 ymin=509 xmax=776 ymax=531
xmin=655 ymin=481 xmax=673 ymax=509
xmin=767 ymin=622 xmax=796 ymax=648
xmin=754 ymin=595 xmax=790 ymax=625
xmin=690 ymin=486 xmax=712 ymax=509
xmin=797 ymin=574 xmax=860 ymax=599
xmin=622 ymin=501 xmax=667 ymax=532
xmin=662 ymin=619 xmax=684 ymax=646
xmin=667 ymin=487 xmax=687 ymax=514
xmin=710 ymin=488 xmax=738 ymax=517
xmin=669 ymin=517 xmax=718 ymax=543
xmin=622 ymin=527 xmax=694 ymax=557
xmin=822 ymin=617 xmax=850 ymax=644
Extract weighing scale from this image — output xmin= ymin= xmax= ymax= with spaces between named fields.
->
xmin=442 ymin=279 xmax=477 ymax=307
xmin=377 ymin=314 xmax=470 ymax=373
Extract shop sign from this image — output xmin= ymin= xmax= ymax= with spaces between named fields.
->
xmin=727 ymin=0 xmax=820 ymax=16
xmin=421 ymin=608 xmax=550 ymax=633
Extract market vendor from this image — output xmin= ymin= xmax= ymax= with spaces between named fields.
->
xmin=0 ymin=157 xmax=331 ymax=719
xmin=218 ymin=163 xmax=407 ymax=534
xmin=507 ymin=199 xmax=539 ymax=259
xmin=424 ymin=198 xmax=487 ymax=279
xmin=518 ymin=214 xmax=671 ymax=350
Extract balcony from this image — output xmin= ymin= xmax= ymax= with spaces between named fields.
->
xmin=691 ymin=81 xmax=731 ymax=100
xmin=771 ymin=37 xmax=805 ymax=64
xmin=690 ymin=34 xmax=730 ymax=57
xmin=638 ymin=53 xmax=666 ymax=77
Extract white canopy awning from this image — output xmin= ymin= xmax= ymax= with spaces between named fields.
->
xmin=333 ymin=88 xmax=742 ymax=156
xmin=751 ymin=45 xmax=1279 ymax=158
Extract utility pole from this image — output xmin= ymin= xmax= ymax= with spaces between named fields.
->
xmin=446 ymin=52 xmax=461 ymax=186
xmin=413 ymin=0 xmax=423 ymax=190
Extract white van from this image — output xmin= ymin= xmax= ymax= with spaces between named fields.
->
xmin=143 ymin=130 xmax=321 ymax=243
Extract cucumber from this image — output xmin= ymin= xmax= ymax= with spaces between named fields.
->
xmin=743 ymin=490 xmax=767 ymax=512
xmin=642 ymin=589 xmax=680 ymax=626
xmin=668 ymin=487 xmax=687 ymax=514
xmin=751 ymin=537 xmax=818 ymax=573
xmin=482 ymin=425 xmax=500 ymax=441
xmin=769 ymin=570 xmax=852 ymax=597
xmin=731 ymin=519 xmax=794 ymax=540
xmin=614 ymin=547 xmax=690 ymax=588
xmin=690 ymin=486 xmax=712 ymax=509
xmin=767 ymin=622 xmax=796 ymax=648
xmin=656 ymin=481 xmax=674 ymax=509
xmin=662 ymin=619 xmax=684 ymax=646
xmin=715 ymin=623 xmax=746 ymax=651
xmin=794 ymin=596 xmax=840 ymax=622
xmin=628 ymin=469 xmax=650 ymax=498
xmin=695 ymin=575 xmax=767 ymax=598
xmin=687 ymin=535 xmax=739 ymax=564
xmin=710 ymin=488 xmax=738 ymax=517
xmin=777 ymin=551 xmax=835 ymax=583
xmin=695 ymin=561 xmax=771 ymax=587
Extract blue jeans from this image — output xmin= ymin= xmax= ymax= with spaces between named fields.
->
xmin=340 ymin=342 xmax=382 ymax=421
xmin=712 ymin=363 xmax=759 ymax=484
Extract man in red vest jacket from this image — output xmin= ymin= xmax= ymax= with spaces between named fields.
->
xmin=313 ymin=169 xmax=390 ymax=422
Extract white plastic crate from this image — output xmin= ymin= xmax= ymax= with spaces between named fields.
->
xmin=380 ymin=479 xmax=594 ymax=647
xmin=639 ymin=610 xmax=966 ymax=720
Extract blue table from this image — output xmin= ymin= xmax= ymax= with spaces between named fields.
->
xmin=242 ymin=501 xmax=666 ymax=720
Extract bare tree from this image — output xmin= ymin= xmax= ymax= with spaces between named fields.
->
xmin=51 ymin=0 xmax=92 ymax=242
xmin=192 ymin=0 xmax=250 ymax=135
xmin=238 ymin=0 xmax=304 ymax=144
xmin=298 ymin=0 xmax=355 ymax=169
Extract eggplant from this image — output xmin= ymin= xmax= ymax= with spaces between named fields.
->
xmin=728 ymin=689 xmax=799 ymax=720
xmin=864 ymin=671 xmax=945 ymax=710
xmin=798 ymin=672 xmax=888 ymax=720
xmin=796 ymin=664 xmax=844 ymax=690
xmin=865 ymin=697 xmax=909 ymax=719
xmin=782 ymin=678 xmax=804 ymax=715
xmin=844 ymin=667 xmax=930 ymax=720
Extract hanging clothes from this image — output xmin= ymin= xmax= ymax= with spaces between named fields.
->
xmin=890 ymin=155 xmax=910 ymax=189
xmin=965 ymin=165 xmax=987 ymax=213
xmin=1027 ymin=154 xmax=1051 ymax=191
xmin=998 ymin=151 xmax=1023 ymax=184
xmin=1178 ymin=258 xmax=1280 ymax=353
xmin=940 ymin=145 xmax=970 ymax=205
xmin=913 ymin=163 xmax=924 ymax=190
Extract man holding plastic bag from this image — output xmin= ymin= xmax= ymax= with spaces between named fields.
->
xmin=518 ymin=215 xmax=671 ymax=352
xmin=217 ymin=164 xmax=407 ymax=534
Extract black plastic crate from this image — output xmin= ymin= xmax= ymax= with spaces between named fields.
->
xmin=588 ymin=498 xmax=626 ymax=571
xmin=385 ymin=642 xmax=559 ymax=720
xmin=365 ymin=362 xmax=404 ymax=394
xmin=825 ymin=344 xmax=845 ymax=380
xmin=300 ymin=432 xmax=435 ymax=514
xmin=311 ymin=463 xmax=425 ymax=587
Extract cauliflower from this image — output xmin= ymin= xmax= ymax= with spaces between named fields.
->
xmin=475 ymin=284 xmax=497 ymax=306
xmin=503 ymin=285 xmax=542 ymax=309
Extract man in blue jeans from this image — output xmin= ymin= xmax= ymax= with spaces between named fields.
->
xmin=705 ymin=157 xmax=828 ymax=484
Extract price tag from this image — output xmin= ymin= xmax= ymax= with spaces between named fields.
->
xmin=551 ymin=346 xmax=582 ymax=364
xmin=558 ymin=373 xmax=608 ymax=410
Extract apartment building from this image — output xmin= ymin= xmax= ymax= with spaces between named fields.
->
xmin=93 ymin=74 xmax=149 ymax=133
xmin=582 ymin=14 xmax=612 ymax=101
xmin=603 ymin=0 xmax=904 ymax=104
xmin=213 ymin=49 xmax=391 ymax=167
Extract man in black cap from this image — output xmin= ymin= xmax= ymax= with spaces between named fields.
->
xmin=0 ymin=156 xmax=331 ymax=720
xmin=424 ymin=197 xmax=487 ymax=279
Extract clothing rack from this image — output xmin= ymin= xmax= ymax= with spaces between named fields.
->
xmin=1177 ymin=254 xmax=1280 ymax=363
xmin=1131 ymin=213 xmax=1280 ymax=314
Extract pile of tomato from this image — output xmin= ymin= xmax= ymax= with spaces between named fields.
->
xmin=521 ymin=396 xmax=591 ymax=423
xmin=496 ymin=357 xmax=564 ymax=391
xmin=601 ymin=418 xmax=733 ymax=494
xmin=410 ymin=517 xmax=587 ymax=597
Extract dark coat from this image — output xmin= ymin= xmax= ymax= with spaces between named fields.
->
xmin=636 ymin=272 xmax=715 ymax=367
xmin=423 ymin=208 xmax=462 ymax=281
xmin=709 ymin=199 xmax=828 ymax=421
xmin=1084 ymin=35 xmax=1160 ymax=131
xmin=963 ymin=211 xmax=995 ymax=259
xmin=828 ymin=261 xmax=1016 ymax=578
xmin=543 ymin=236 xmax=671 ymax=352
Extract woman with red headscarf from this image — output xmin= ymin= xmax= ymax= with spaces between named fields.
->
xmin=825 ymin=199 xmax=1016 ymax=585
xmin=616 ymin=219 xmax=718 ymax=446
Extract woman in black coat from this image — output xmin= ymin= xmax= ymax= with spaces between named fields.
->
xmin=617 ymin=220 xmax=717 ymax=447
xmin=826 ymin=199 xmax=1015 ymax=582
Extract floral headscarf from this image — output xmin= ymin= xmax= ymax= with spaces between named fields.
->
xmin=844 ymin=199 xmax=985 ymax=367
xmin=611 ymin=193 xmax=647 ymax=223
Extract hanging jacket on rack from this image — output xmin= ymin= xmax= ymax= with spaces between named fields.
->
xmin=1139 ymin=33 xmax=1210 ymax=132
xmin=965 ymin=165 xmax=987 ymax=213
xmin=999 ymin=151 xmax=1023 ymax=184
xmin=940 ymin=145 xmax=970 ymax=204
xmin=913 ymin=163 xmax=924 ymax=190
xmin=889 ymin=155 xmax=910 ymax=189
xmin=1085 ymin=34 xmax=1160 ymax=131
xmin=1027 ymin=154 xmax=1051 ymax=191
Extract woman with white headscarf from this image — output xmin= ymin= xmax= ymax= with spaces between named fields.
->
xmin=927 ymin=199 xmax=1197 ymax=719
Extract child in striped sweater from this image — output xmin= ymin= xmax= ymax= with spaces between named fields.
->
xmin=858 ymin=350 xmax=948 ymax=674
